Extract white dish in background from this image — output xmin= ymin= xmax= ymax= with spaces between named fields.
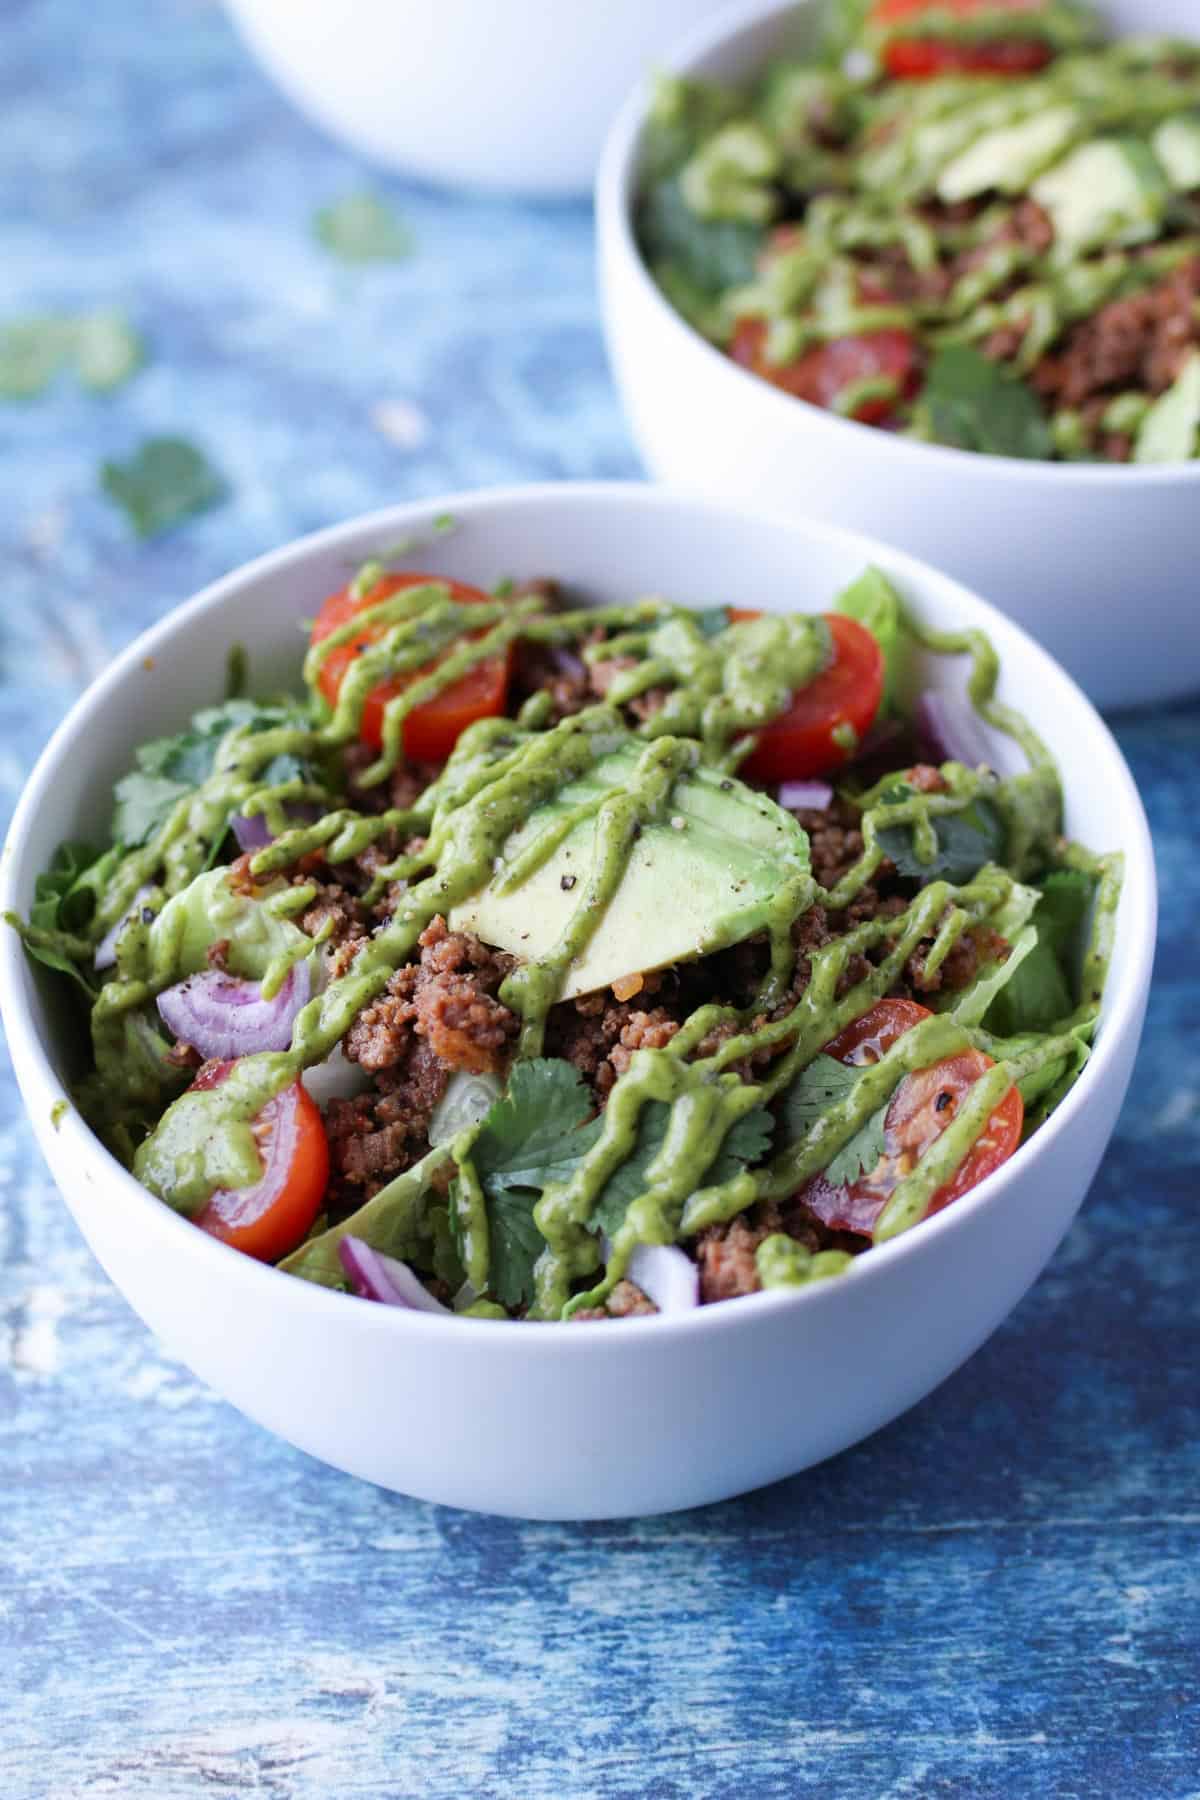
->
xmin=597 ymin=0 xmax=1200 ymax=711
xmin=0 ymin=484 xmax=1154 ymax=1519
xmin=223 ymin=0 xmax=736 ymax=196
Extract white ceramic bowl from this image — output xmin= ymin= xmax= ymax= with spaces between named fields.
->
xmin=224 ymin=0 xmax=737 ymax=196
xmin=598 ymin=0 xmax=1200 ymax=710
xmin=0 ymin=483 xmax=1154 ymax=1519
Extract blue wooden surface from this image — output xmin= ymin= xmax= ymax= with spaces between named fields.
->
xmin=2 ymin=3 xmax=1198 ymax=1794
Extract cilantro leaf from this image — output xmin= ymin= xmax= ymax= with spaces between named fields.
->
xmin=0 ymin=310 xmax=143 ymax=401
xmin=487 ymin=1190 xmax=548 ymax=1315
xmin=778 ymin=1052 xmax=859 ymax=1137
xmin=111 ymin=698 xmax=311 ymax=848
xmin=71 ymin=311 xmax=145 ymax=392
xmin=693 ymin=605 xmax=732 ymax=639
xmin=920 ymin=345 xmax=1052 ymax=461
xmin=467 ymin=1059 xmax=603 ymax=1310
xmin=825 ymin=1101 xmax=889 ymax=1188
xmin=588 ymin=1099 xmax=773 ymax=1242
xmin=638 ymin=177 xmax=764 ymax=298
xmin=0 ymin=317 xmax=71 ymax=399
xmin=778 ymin=1053 xmax=890 ymax=1187
xmin=100 ymin=436 xmax=227 ymax=539
xmin=876 ymin=786 xmax=1006 ymax=885
xmin=314 ymin=193 xmax=413 ymax=263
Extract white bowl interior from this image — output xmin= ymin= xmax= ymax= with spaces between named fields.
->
xmin=0 ymin=485 xmax=1157 ymax=1517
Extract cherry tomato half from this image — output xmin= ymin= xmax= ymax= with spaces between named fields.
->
xmin=190 ymin=1060 xmax=330 ymax=1262
xmin=795 ymin=998 xmax=1024 ymax=1238
xmin=311 ymin=573 xmax=510 ymax=760
xmin=731 ymin=610 xmax=884 ymax=784
xmin=872 ymin=0 xmax=1052 ymax=78
xmin=731 ymin=317 xmax=918 ymax=425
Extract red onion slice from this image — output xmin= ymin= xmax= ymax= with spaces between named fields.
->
xmin=916 ymin=692 xmax=995 ymax=771
xmin=230 ymin=802 xmax=321 ymax=854
xmin=157 ymin=957 xmax=312 ymax=1060
xmin=778 ymin=778 xmax=834 ymax=811
xmin=94 ymin=884 xmax=155 ymax=972
xmin=626 ymin=1243 xmax=699 ymax=1314
xmin=338 ymin=1236 xmax=450 ymax=1313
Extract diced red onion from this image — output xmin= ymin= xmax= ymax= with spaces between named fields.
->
xmin=777 ymin=778 xmax=833 ymax=811
xmin=338 ymin=1236 xmax=450 ymax=1313
xmin=916 ymin=691 xmax=994 ymax=770
xmin=626 ymin=1243 xmax=699 ymax=1315
xmin=94 ymin=884 xmax=155 ymax=972
xmin=549 ymin=645 xmax=588 ymax=684
xmin=230 ymin=802 xmax=321 ymax=854
xmin=156 ymin=957 xmax=312 ymax=1060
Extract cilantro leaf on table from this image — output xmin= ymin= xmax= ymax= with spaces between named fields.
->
xmin=778 ymin=1053 xmax=890 ymax=1188
xmin=111 ymin=698 xmax=311 ymax=848
xmin=100 ymin=436 xmax=227 ymax=539
xmin=588 ymin=1099 xmax=773 ymax=1242
xmin=0 ymin=310 xmax=144 ymax=401
xmin=919 ymin=345 xmax=1052 ymax=461
xmin=876 ymin=784 xmax=1006 ymax=885
xmin=314 ymin=193 xmax=414 ymax=263
xmin=467 ymin=1059 xmax=603 ymax=1310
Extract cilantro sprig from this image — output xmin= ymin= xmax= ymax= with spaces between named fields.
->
xmin=100 ymin=436 xmax=227 ymax=539
xmin=111 ymin=698 xmax=313 ymax=849
xmin=779 ymin=1053 xmax=889 ymax=1187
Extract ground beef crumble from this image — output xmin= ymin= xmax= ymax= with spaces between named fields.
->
xmin=570 ymin=1279 xmax=658 ymax=1322
xmin=325 ymin=1039 xmax=449 ymax=1208
xmin=1032 ymin=258 xmax=1200 ymax=437
xmin=345 ymin=915 xmax=517 ymax=1076
xmin=694 ymin=1200 xmax=857 ymax=1304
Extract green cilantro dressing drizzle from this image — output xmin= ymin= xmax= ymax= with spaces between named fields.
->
xmin=26 ymin=573 xmax=1122 ymax=1321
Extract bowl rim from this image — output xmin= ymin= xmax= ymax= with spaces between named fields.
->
xmin=0 ymin=480 xmax=1157 ymax=1350
xmin=595 ymin=0 xmax=1200 ymax=488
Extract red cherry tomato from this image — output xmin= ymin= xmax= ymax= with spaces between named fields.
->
xmin=872 ymin=0 xmax=1052 ymax=78
xmin=731 ymin=317 xmax=918 ymax=425
xmin=795 ymin=998 xmax=1024 ymax=1238
xmin=190 ymin=1060 xmax=330 ymax=1262
xmin=311 ymin=573 xmax=510 ymax=760
xmin=730 ymin=610 xmax=884 ymax=783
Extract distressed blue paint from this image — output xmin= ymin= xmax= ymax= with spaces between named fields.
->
xmin=1 ymin=1 xmax=1198 ymax=1793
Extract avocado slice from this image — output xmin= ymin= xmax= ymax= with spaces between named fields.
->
xmin=148 ymin=868 xmax=312 ymax=982
xmin=1135 ymin=353 xmax=1200 ymax=464
xmin=937 ymin=105 xmax=1080 ymax=205
xmin=448 ymin=745 xmax=810 ymax=1000
xmin=1032 ymin=137 xmax=1170 ymax=259
xmin=1152 ymin=115 xmax=1200 ymax=192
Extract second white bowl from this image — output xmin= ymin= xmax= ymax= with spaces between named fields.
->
xmin=597 ymin=0 xmax=1200 ymax=710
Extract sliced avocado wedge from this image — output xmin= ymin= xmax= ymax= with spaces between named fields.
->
xmin=1153 ymin=115 xmax=1200 ymax=192
xmin=145 ymin=867 xmax=312 ymax=983
xmin=1135 ymin=352 xmax=1200 ymax=464
xmin=449 ymin=745 xmax=810 ymax=1000
xmin=937 ymin=105 xmax=1080 ymax=205
xmin=1033 ymin=137 xmax=1170 ymax=259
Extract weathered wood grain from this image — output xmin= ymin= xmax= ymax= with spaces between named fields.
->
xmin=1 ymin=3 xmax=1198 ymax=1795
